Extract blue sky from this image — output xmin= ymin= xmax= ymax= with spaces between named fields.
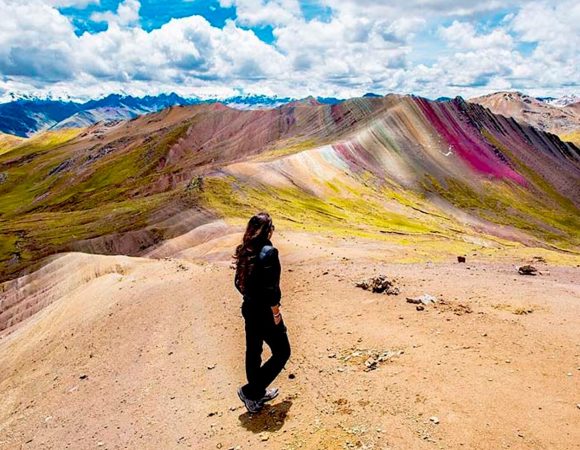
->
xmin=0 ymin=0 xmax=577 ymax=101
xmin=60 ymin=1 xmax=237 ymax=35
xmin=58 ymin=0 xmax=335 ymax=43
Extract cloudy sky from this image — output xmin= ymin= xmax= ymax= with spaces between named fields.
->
xmin=0 ymin=0 xmax=578 ymax=101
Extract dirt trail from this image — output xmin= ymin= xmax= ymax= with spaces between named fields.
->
xmin=0 ymin=231 xmax=579 ymax=449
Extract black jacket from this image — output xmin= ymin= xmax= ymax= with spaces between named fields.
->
xmin=235 ymin=239 xmax=281 ymax=307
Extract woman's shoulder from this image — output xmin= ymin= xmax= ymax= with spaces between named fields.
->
xmin=258 ymin=242 xmax=278 ymax=262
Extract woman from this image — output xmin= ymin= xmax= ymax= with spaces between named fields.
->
xmin=234 ymin=212 xmax=291 ymax=414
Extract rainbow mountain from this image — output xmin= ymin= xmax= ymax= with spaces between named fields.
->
xmin=0 ymin=94 xmax=579 ymax=288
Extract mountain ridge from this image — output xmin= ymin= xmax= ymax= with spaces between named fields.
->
xmin=2 ymin=91 xmax=577 ymax=139
xmin=469 ymin=91 xmax=580 ymax=144
xmin=0 ymin=95 xmax=578 ymax=285
xmin=0 ymin=93 xmax=304 ymax=137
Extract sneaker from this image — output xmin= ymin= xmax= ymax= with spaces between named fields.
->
xmin=237 ymin=387 xmax=263 ymax=414
xmin=261 ymin=387 xmax=279 ymax=403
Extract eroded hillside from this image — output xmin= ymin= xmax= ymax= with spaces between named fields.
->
xmin=0 ymin=96 xmax=579 ymax=285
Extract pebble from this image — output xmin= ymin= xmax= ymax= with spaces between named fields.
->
xmin=260 ymin=434 xmax=269 ymax=441
xmin=430 ymin=416 xmax=439 ymax=424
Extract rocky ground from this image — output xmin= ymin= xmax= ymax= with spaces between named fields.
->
xmin=0 ymin=230 xmax=579 ymax=449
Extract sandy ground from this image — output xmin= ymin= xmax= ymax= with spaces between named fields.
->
xmin=0 ymin=230 xmax=579 ymax=449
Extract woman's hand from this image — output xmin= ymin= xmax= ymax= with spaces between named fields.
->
xmin=272 ymin=304 xmax=282 ymax=325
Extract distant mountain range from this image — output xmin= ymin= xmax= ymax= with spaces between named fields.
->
xmin=536 ymin=94 xmax=579 ymax=107
xmin=469 ymin=91 xmax=580 ymax=144
xmin=0 ymin=93 xmax=342 ymax=137
xmin=1 ymin=91 xmax=578 ymax=143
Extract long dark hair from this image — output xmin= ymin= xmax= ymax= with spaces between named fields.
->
xmin=234 ymin=212 xmax=274 ymax=294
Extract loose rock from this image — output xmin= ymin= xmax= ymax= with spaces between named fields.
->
xmin=355 ymin=275 xmax=400 ymax=295
xmin=518 ymin=265 xmax=538 ymax=276
xmin=406 ymin=294 xmax=437 ymax=305
xmin=364 ymin=357 xmax=378 ymax=371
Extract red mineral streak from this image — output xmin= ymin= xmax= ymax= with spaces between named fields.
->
xmin=417 ymin=98 xmax=526 ymax=185
xmin=333 ymin=140 xmax=384 ymax=177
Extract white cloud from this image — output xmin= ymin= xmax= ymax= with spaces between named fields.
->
xmin=219 ymin=0 xmax=302 ymax=26
xmin=510 ymin=1 xmax=579 ymax=66
xmin=500 ymin=0 xmax=579 ymax=91
xmin=429 ymin=20 xmax=518 ymax=89
xmin=0 ymin=1 xmax=77 ymax=80
xmin=44 ymin=0 xmax=99 ymax=6
xmin=0 ymin=0 xmax=577 ymax=101
xmin=321 ymin=0 xmax=534 ymax=19
xmin=438 ymin=21 xmax=513 ymax=50
xmin=75 ymin=14 xmax=286 ymax=85
xmin=273 ymin=15 xmax=411 ymax=93
xmin=91 ymin=0 xmax=141 ymax=27
xmin=0 ymin=0 xmax=290 ymax=99
xmin=380 ymin=17 xmax=426 ymax=43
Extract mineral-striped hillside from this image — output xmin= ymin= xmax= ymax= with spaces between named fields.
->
xmin=0 ymin=95 xmax=579 ymax=287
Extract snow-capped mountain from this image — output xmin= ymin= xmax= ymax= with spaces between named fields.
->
xmin=0 ymin=94 xmax=344 ymax=137
xmin=541 ymin=94 xmax=579 ymax=108
xmin=469 ymin=91 xmax=580 ymax=139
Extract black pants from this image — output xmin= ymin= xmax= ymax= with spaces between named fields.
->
xmin=241 ymin=301 xmax=291 ymax=401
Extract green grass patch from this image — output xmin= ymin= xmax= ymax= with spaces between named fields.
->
xmin=424 ymin=175 xmax=580 ymax=249
xmin=200 ymin=175 xmax=477 ymax=242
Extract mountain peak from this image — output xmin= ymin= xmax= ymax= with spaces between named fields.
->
xmin=542 ymin=94 xmax=579 ymax=107
xmin=469 ymin=91 xmax=580 ymax=137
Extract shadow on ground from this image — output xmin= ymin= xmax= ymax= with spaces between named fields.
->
xmin=238 ymin=400 xmax=293 ymax=433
